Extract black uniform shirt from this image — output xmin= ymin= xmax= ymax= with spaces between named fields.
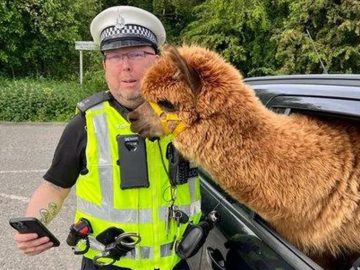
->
xmin=43 ymin=98 xmax=129 ymax=188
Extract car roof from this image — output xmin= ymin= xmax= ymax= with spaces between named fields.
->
xmin=245 ymin=74 xmax=360 ymax=102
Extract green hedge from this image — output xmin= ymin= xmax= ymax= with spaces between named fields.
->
xmin=0 ymin=72 xmax=106 ymax=122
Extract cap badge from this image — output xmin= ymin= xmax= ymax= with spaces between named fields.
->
xmin=114 ymin=12 xmax=125 ymax=30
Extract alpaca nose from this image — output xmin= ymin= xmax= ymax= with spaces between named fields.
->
xmin=129 ymin=121 xmax=140 ymax=134
xmin=127 ymin=112 xmax=139 ymax=131
xmin=127 ymin=111 xmax=138 ymax=122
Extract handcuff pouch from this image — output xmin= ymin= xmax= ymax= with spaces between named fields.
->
xmin=175 ymin=221 xmax=209 ymax=259
xmin=96 ymin=227 xmax=124 ymax=245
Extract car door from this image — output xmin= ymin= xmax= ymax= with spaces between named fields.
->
xmin=195 ymin=171 xmax=321 ymax=270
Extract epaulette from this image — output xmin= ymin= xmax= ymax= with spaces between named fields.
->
xmin=76 ymin=91 xmax=111 ymax=113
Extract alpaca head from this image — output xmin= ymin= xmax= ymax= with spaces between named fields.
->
xmin=128 ymin=45 xmax=243 ymax=138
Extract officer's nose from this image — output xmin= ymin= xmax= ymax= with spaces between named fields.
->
xmin=121 ymin=57 xmax=132 ymax=71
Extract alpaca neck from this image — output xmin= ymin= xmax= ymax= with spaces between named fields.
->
xmin=174 ymin=95 xmax=347 ymax=227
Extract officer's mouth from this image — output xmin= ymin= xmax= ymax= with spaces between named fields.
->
xmin=121 ymin=80 xmax=137 ymax=86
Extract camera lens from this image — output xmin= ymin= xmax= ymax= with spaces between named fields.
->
xmin=17 ymin=222 xmax=27 ymax=230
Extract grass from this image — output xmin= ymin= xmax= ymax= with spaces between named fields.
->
xmin=0 ymin=73 xmax=106 ymax=122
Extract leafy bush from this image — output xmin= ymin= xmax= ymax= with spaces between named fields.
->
xmin=0 ymin=77 xmax=106 ymax=122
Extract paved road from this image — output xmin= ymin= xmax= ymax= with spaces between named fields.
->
xmin=0 ymin=122 xmax=81 ymax=269
xmin=0 ymin=122 xmax=220 ymax=270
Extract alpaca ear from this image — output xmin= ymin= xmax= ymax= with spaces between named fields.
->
xmin=165 ymin=46 xmax=202 ymax=96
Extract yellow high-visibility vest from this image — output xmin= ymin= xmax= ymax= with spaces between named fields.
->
xmin=74 ymin=97 xmax=202 ymax=270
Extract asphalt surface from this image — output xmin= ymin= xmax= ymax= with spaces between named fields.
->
xmin=0 ymin=122 xmax=222 ymax=270
xmin=0 ymin=122 xmax=81 ymax=270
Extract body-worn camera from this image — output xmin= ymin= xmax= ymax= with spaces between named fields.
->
xmin=117 ymin=135 xmax=149 ymax=189
xmin=166 ymin=143 xmax=198 ymax=186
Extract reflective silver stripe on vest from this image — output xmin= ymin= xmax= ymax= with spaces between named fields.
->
xmin=140 ymin=246 xmax=152 ymax=259
xmin=94 ymin=111 xmax=113 ymax=208
xmin=123 ymin=244 xmax=169 ymax=259
xmin=88 ymin=236 xmax=154 ymax=259
xmin=188 ymin=177 xmax=197 ymax=203
xmin=77 ymin=198 xmax=152 ymax=223
xmin=178 ymin=200 xmax=201 ymax=217
xmin=159 ymin=206 xmax=168 ymax=222
xmin=125 ymin=248 xmax=136 ymax=259
xmin=160 ymin=242 xmax=175 ymax=257
xmin=77 ymin=104 xmax=153 ymax=223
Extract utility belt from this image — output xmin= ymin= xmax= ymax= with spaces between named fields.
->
xmin=66 ymin=219 xmax=141 ymax=266
xmin=67 ymin=210 xmax=219 ymax=266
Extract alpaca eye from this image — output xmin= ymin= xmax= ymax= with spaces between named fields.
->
xmin=158 ymin=100 xmax=175 ymax=112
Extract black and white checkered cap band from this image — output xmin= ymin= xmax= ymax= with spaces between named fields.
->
xmin=100 ymin=24 xmax=157 ymax=45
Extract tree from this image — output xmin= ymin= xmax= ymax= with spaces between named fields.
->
xmin=181 ymin=0 xmax=282 ymax=76
xmin=99 ymin=0 xmax=204 ymax=44
xmin=2 ymin=0 xmax=358 ymax=78
xmin=273 ymin=0 xmax=360 ymax=74
xmin=152 ymin=0 xmax=204 ymax=44
xmin=181 ymin=0 xmax=360 ymax=76
xmin=0 ymin=1 xmax=26 ymax=77
xmin=0 ymin=0 xmax=100 ymax=78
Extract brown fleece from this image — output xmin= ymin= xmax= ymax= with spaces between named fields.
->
xmin=137 ymin=45 xmax=360 ymax=265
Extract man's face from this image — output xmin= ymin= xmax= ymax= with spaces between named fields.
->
xmin=103 ymin=46 xmax=158 ymax=109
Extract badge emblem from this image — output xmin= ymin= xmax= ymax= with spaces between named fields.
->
xmin=114 ymin=12 xmax=125 ymax=30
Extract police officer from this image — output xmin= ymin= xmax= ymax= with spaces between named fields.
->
xmin=15 ymin=6 xmax=202 ymax=270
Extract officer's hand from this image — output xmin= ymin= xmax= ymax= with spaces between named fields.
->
xmin=15 ymin=232 xmax=54 ymax=256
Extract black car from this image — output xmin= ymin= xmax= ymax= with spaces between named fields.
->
xmin=193 ymin=75 xmax=360 ymax=270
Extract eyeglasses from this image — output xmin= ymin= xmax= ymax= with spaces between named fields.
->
xmin=105 ymin=51 xmax=156 ymax=64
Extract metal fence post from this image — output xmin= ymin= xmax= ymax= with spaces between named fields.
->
xmin=80 ymin=50 xmax=83 ymax=85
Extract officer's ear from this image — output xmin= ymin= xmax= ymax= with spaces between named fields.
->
xmin=102 ymin=52 xmax=107 ymax=69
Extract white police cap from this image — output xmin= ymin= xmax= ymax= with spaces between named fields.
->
xmin=90 ymin=6 xmax=166 ymax=52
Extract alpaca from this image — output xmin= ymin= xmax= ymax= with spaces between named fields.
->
xmin=127 ymin=45 xmax=360 ymax=266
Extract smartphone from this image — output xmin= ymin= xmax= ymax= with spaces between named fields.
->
xmin=117 ymin=134 xmax=149 ymax=189
xmin=9 ymin=217 xmax=60 ymax=247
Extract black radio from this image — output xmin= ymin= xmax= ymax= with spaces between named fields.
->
xmin=166 ymin=143 xmax=198 ymax=186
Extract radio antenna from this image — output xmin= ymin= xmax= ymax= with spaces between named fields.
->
xmin=306 ymin=29 xmax=328 ymax=74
